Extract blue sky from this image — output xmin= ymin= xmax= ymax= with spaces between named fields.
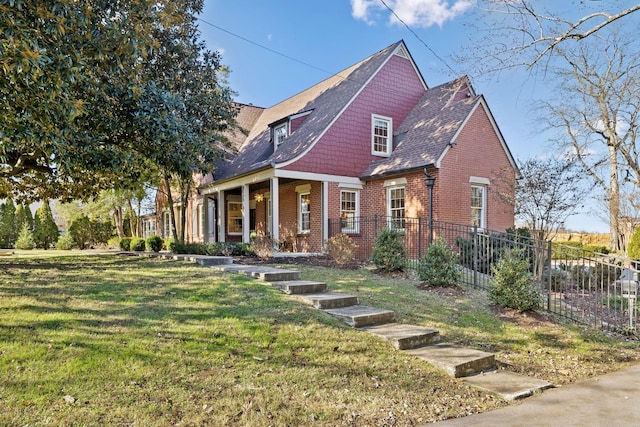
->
xmin=197 ymin=0 xmax=615 ymax=232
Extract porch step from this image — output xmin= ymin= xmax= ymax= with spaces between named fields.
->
xmin=298 ymin=292 xmax=359 ymax=309
xmin=273 ymin=280 xmax=328 ymax=295
xmin=212 ymin=265 xmax=301 ymax=281
xmin=404 ymin=343 xmax=495 ymax=378
xmin=462 ymin=370 xmax=553 ymax=401
xmin=359 ymin=323 xmax=440 ymax=350
xmin=324 ymin=305 xmax=395 ymax=328
xmin=184 ymin=255 xmax=233 ymax=266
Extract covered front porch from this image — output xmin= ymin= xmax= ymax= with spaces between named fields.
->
xmin=198 ymin=169 xmax=362 ymax=254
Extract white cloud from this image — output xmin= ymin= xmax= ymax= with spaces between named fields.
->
xmin=351 ymin=0 xmax=475 ymax=28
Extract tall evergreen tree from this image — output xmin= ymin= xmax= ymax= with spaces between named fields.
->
xmin=0 ymin=199 xmax=17 ymax=248
xmin=33 ymin=201 xmax=58 ymax=249
xmin=15 ymin=204 xmax=34 ymax=232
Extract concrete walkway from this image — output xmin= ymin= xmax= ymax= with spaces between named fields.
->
xmin=433 ymin=362 xmax=640 ymax=426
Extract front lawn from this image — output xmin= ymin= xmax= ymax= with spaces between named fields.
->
xmin=0 ymin=253 xmax=638 ymax=425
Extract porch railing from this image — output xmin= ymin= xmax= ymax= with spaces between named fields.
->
xmin=327 ymin=216 xmax=640 ymax=336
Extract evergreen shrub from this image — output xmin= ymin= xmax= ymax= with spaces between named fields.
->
xmin=371 ymin=228 xmax=406 ymax=272
xmin=130 ymin=238 xmax=146 ymax=251
xmin=418 ymin=237 xmax=461 ymax=287
xmin=489 ymin=248 xmax=543 ymax=312
xmin=145 ymin=235 xmax=163 ymax=252
xmin=119 ymin=237 xmax=132 ymax=251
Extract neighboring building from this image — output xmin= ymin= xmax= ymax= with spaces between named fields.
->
xmin=165 ymin=40 xmax=518 ymax=253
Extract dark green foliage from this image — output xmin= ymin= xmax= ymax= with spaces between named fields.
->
xmin=169 ymin=241 xmax=255 ymax=256
xmin=68 ymin=215 xmax=114 ymax=250
xmin=119 ymin=237 xmax=132 ymax=251
xmin=489 ymin=249 xmax=543 ymax=312
xmin=130 ymin=238 xmax=146 ymax=252
xmin=55 ymin=232 xmax=76 ymax=250
xmin=0 ymin=199 xmax=17 ymax=248
xmin=145 ymin=235 xmax=164 ymax=252
xmin=418 ymin=237 xmax=461 ymax=287
xmin=33 ymin=201 xmax=58 ymax=249
xmin=457 ymin=227 xmax=537 ymax=274
xmin=15 ymin=204 xmax=33 ymax=234
xmin=371 ymin=228 xmax=406 ymax=272
xmin=628 ymin=228 xmax=640 ymax=260
xmin=164 ymin=238 xmax=174 ymax=251
xmin=15 ymin=223 xmax=35 ymax=250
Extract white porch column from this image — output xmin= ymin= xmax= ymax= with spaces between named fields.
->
xmin=218 ymin=190 xmax=225 ymax=243
xmin=322 ymin=181 xmax=329 ymax=244
xmin=242 ymin=184 xmax=250 ymax=243
xmin=271 ymin=177 xmax=279 ymax=245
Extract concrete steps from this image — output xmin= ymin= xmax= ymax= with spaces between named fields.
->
xmin=195 ymin=259 xmax=554 ymax=401
xmin=360 ymin=323 xmax=440 ymax=350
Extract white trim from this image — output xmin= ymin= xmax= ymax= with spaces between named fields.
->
xmin=322 ymin=181 xmax=329 ymax=243
xmin=295 ymin=184 xmax=311 ymax=193
xmin=384 ymin=177 xmax=407 ymax=187
xmin=338 ymin=182 xmax=363 ymax=190
xmin=276 ymin=42 xmax=418 ymax=169
xmin=471 ymin=185 xmax=487 ymax=229
xmin=271 ymin=178 xmax=279 ymax=243
xmin=242 ymin=184 xmax=250 ymax=243
xmin=298 ymin=191 xmax=311 ymax=234
xmin=371 ymin=114 xmax=393 ymax=157
xmin=274 ymin=122 xmax=288 ymax=149
xmin=469 ymin=176 xmax=490 ymax=185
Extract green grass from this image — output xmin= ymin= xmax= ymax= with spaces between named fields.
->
xmin=0 ymin=253 xmax=638 ymax=425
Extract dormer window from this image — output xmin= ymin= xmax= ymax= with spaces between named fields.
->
xmin=274 ymin=123 xmax=287 ymax=149
xmin=372 ymin=114 xmax=392 ymax=156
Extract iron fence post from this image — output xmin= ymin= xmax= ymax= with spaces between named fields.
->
xmin=472 ymin=225 xmax=478 ymax=288
xmin=546 ymin=240 xmax=552 ymax=311
xmin=418 ymin=217 xmax=423 ymax=259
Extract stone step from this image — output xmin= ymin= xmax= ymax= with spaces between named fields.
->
xmin=187 ymin=255 xmax=233 ymax=266
xmin=298 ymin=293 xmax=359 ymax=309
xmin=273 ymin=280 xmax=328 ymax=295
xmin=360 ymin=323 xmax=440 ymax=350
xmin=405 ymin=343 xmax=495 ymax=378
xmin=212 ymin=265 xmax=301 ymax=281
xmin=462 ymin=369 xmax=553 ymax=401
xmin=324 ymin=305 xmax=394 ymax=328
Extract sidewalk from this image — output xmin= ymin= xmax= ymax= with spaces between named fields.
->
xmin=433 ymin=362 xmax=640 ymax=426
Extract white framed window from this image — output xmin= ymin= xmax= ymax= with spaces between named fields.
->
xmin=387 ymin=186 xmax=405 ymax=230
xmin=372 ymin=114 xmax=392 ymax=156
xmin=198 ymin=203 xmax=204 ymax=238
xmin=298 ymin=192 xmax=311 ymax=233
xmin=227 ymin=201 xmax=243 ymax=235
xmin=340 ymin=190 xmax=359 ymax=233
xmin=274 ymin=123 xmax=287 ymax=148
xmin=471 ymin=185 xmax=486 ymax=229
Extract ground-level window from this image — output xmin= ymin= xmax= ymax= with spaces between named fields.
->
xmin=299 ymin=193 xmax=311 ymax=233
xmin=387 ymin=186 xmax=405 ymax=230
xmin=340 ymin=190 xmax=359 ymax=233
xmin=471 ymin=185 xmax=486 ymax=228
xmin=227 ymin=201 xmax=242 ymax=235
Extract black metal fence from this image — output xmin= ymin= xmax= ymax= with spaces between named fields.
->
xmin=327 ymin=216 xmax=640 ymax=336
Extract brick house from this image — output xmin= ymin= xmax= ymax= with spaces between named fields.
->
xmin=164 ymin=40 xmax=517 ymax=253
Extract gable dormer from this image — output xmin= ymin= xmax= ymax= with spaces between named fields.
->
xmin=269 ymin=110 xmax=313 ymax=151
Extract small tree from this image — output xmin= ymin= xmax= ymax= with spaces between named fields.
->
xmin=33 ymin=201 xmax=58 ymax=249
xmin=371 ymin=228 xmax=406 ymax=272
xmin=0 ymin=199 xmax=17 ymax=248
xmin=15 ymin=223 xmax=35 ymax=250
xmin=489 ymin=249 xmax=543 ymax=312
xmin=15 ymin=204 xmax=33 ymax=234
xmin=628 ymin=227 xmax=640 ymax=260
xmin=418 ymin=237 xmax=461 ymax=287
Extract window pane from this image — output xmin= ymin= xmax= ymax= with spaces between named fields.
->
xmin=299 ymin=193 xmax=310 ymax=232
xmin=373 ymin=118 xmax=390 ymax=154
xmin=228 ymin=202 xmax=242 ymax=234
xmin=340 ymin=190 xmax=358 ymax=232
xmin=388 ymin=187 xmax=405 ymax=229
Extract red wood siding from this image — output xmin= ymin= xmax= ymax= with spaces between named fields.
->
xmin=282 ymin=55 xmax=425 ymax=176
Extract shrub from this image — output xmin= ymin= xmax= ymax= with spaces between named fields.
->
xmin=371 ymin=228 xmax=406 ymax=272
xmin=107 ymin=237 xmax=120 ymax=249
xmin=15 ymin=223 xmax=35 ymax=250
xmin=418 ymin=237 xmax=461 ymax=286
xmin=326 ymin=233 xmax=357 ymax=266
xmin=251 ymin=235 xmax=274 ymax=258
xmin=145 ymin=235 xmax=163 ymax=252
xmin=119 ymin=237 xmax=132 ymax=251
xmin=489 ymin=248 xmax=543 ymax=312
xmin=628 ymin=227 xmax=640 ymax=260
xmin=68 ymin=215 xmax=114 ymax=249
xmin=130 ymin=238 xmax=146 ymax=252
xmin=55 ymin=232 xmax=75 ymax=250
xmin=164 ymin=238 xmax=174 ymax=251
